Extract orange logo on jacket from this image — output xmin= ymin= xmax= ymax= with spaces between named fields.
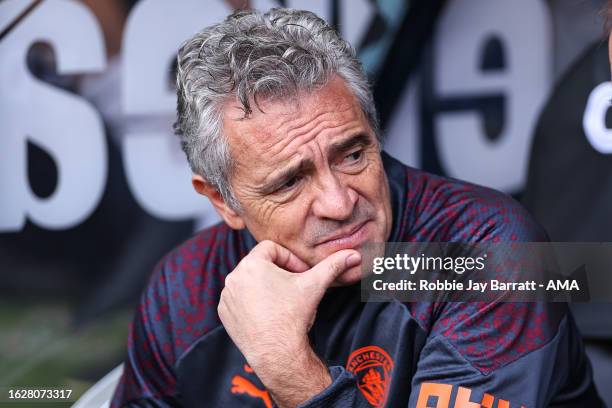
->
xmin=415 ymin=382 xmax=527 ymax=408
xmin=346 ymin=345 xmax=394 ymax=407
xmin=230 ymin=364 xmax=272 ymax=408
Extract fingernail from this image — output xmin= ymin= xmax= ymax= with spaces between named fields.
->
xmin=346 ymin=252 xmax=361 ymax=268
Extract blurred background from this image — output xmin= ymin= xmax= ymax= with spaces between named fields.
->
xmin=1 ymin=0 xmax=611 ymax=406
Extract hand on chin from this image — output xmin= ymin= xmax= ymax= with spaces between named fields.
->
xmin=330 ymin=264 xmax=362 ymax=287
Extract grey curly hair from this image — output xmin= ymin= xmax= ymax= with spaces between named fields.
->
xmin=174 ymin=8 xmax=380 ymax=210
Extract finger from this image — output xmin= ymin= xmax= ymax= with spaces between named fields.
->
xmin=249 ymin=240 xmax=310 ymax=272
xmin=303 ymin=249 xmax=361 ymax=290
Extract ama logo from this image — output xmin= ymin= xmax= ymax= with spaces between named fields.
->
xmin=346 ymin=346 xmax=394 ymax=407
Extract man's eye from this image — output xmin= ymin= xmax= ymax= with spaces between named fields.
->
xmin=280 ymin=176 xmax=301 ymax=191
xmin=345 ymin=150 xmax=363 ymax=163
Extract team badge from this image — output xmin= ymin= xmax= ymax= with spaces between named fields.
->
xmin=346 ymin=345 xmax=394 ymax=407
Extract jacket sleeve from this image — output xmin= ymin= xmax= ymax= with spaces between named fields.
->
xmin=408 ymin=302 xmax=603 ymax=407
xmin=297 ymin=366 xmax=358 ymax=407
xmin=297 ymin=303 xmax=602 ymax=408
xmin=110 ymin=263 xmax=180 ymax=408
xmin=402 ymin=193 xmax=603 ymax=407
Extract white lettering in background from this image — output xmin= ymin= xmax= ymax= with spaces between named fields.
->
xmin=0 ymin=0 xmax=559 ymax=232
xmin=583 ymin=81 xmax=612 ymax=154
xmin=0 ymin=0 xmax=374 ymax=232
xmin=384 ymin=74 xmax=421 ymax=168
xmin=0 ymin=0 xmax=106 ymax=231
xmin=122 ymin=0 xmax=229 ymax=226
xmin=433 ymin=0 xmax=552 ymax=192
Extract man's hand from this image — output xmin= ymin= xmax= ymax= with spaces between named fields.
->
xmin=218 ymin=240 xmax=361 ymax=408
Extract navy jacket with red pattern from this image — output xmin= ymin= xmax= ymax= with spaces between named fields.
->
xmin=111 ymin=153 xmax=602 ymax=407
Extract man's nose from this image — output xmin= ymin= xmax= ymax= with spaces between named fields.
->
xmin=311 ymin=173 xmax=357 ymax=221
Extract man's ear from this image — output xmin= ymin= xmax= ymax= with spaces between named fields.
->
xmin=192 ymin=174 xmax=246 ymax=230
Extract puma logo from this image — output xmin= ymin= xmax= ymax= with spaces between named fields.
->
xmin=230 ymin=364 xmax=272 ymax=408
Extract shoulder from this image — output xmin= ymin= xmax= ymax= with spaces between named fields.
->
xmin=141 ymin=223 xmax=255 ymax=360
xmin=113 ymin=224 xmax=255 ymax=405
xmin=396 ymin=163 xmax=547 ymax=242
xmin=159 ymin=222 xmax=251 ymax=275
xmin=384 ymin=157 xmax=569 ymax=373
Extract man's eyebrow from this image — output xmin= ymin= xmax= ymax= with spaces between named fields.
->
xmin=258 ymin=158 xmax=314 ymax=194
xmin=327 ymin=133 xmax=372 ymax=158
xmin=257 ymin=133 xmax=371 ymax=195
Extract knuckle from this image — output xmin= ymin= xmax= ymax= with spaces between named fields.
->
xmin=249 ymin=257 xmax=267 ymax=272
xmin=236 ymin=256 xmax=251 ymax=270
xmin=217 ymin=299 xmax=225 ymax=317
xmin=257 ymin=240 xmax=274 ymax=251
xmin=330 ymin=258 xmax=344 ymax=274
xmin=237 ymin=257 xmax=260 ymax=273
xmin=224 ymin=273 xmax=236 ymax=288
xmin=218 ymin=288 xmax=227 ymax=303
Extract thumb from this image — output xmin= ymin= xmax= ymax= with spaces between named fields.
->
xmin=303 ymin=249 xmax=362 ymax=291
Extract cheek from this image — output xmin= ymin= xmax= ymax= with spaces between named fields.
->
xmin=245 ymin=199 xmax=310 ymax=243
xmin=269 ymin=209 xmax=304 ymax=241
xmin=355 ymin=159 xmax=387 ymax=201
xmin=353 ymin=162 xmax=392 ymax=236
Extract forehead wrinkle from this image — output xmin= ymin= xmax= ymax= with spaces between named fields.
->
xmin=234 ymin=80 xmax=360 ymax=159
xmin=283 ymin=101 xmax=354 ymax=138
xmin=269 ymin=104 xmax=359 ymax=160
xmin=260 ymin=152 xmax=312 ymax=188
xmin=257 ymin=108 xmax=333 ymax=159
xmin=283 ymin=119 xmax=357 ymax=160
xmin=266 ymin=87 xmax=355 ymax=141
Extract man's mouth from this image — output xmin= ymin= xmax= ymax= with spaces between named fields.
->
xmin=316 ymin=220 xmax=371 ymax=251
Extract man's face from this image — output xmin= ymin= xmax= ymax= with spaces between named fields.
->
xmin=220 ymin=77 xmax=392 ymax=285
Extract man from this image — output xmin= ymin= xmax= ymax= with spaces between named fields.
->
xmin=112 ymin=8 xmax=602 ymax=408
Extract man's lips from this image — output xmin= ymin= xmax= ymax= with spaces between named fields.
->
xmin=315 ymin=220 xmax=371 ymax=250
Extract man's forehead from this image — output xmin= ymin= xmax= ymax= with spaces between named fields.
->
xmin=222 ymin=79 xmax=366 ymax=153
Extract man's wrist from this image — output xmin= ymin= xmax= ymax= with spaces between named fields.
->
xmin=252 ymin=343 xmax=331 ymax=408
